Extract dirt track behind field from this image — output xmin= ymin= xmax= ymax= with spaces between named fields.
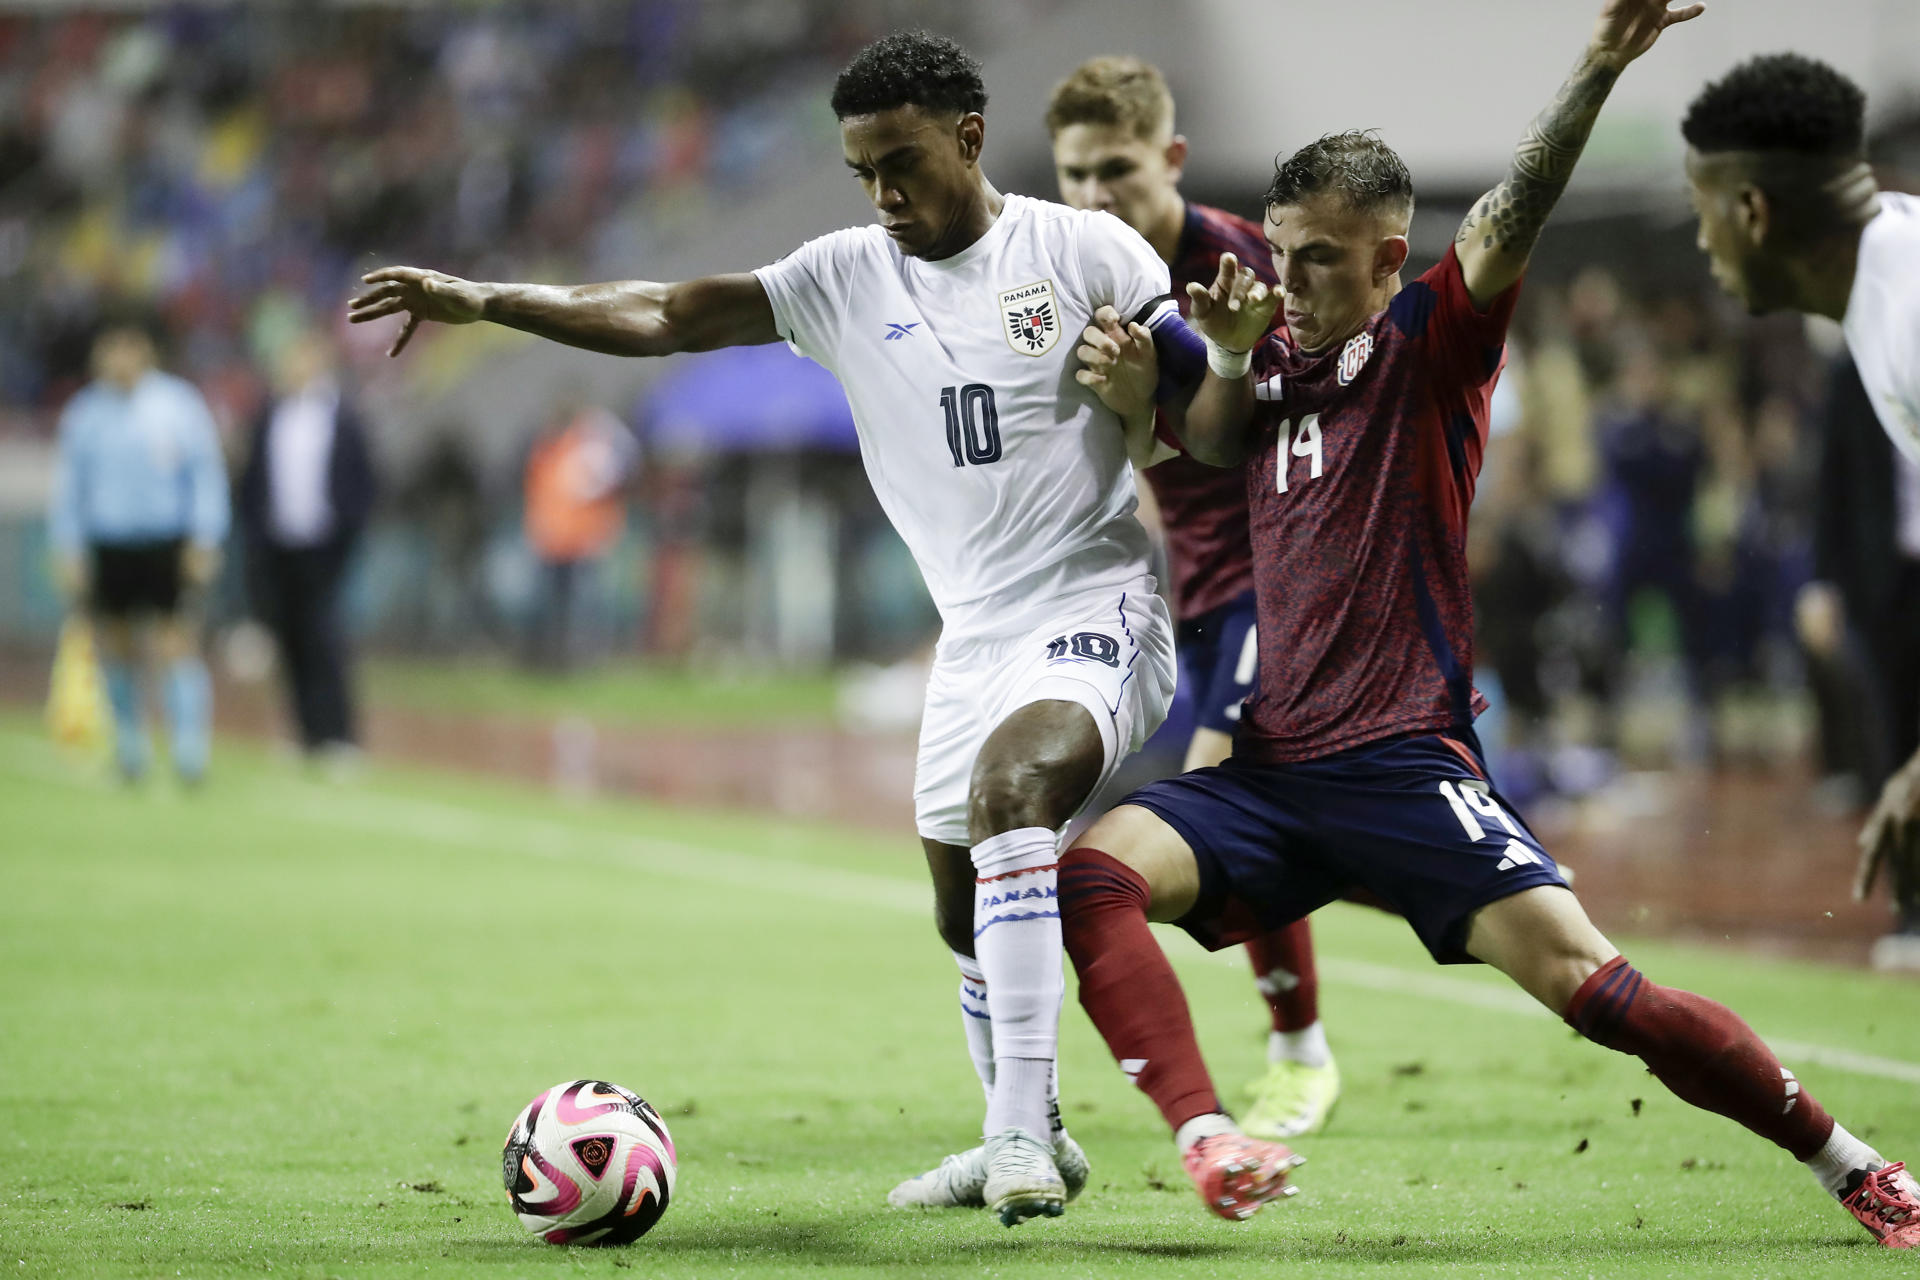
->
xmin=5 ymin=651 xmax=1893 ymax=967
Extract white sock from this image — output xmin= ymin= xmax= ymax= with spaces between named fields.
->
xmin=1804 ymin=1122 xmax=1884 ymax=1198
xmin=953 ymin=951 xmax=995 ymax=1109
xmin=1174 ymin=1112 xmax=1240 ymax=1154
xmin=1047 ymin=1061 xmax=1067 ymax=1144
xmin=1268 ymin=1022 xmax=1331 ymax=1069
xmin=987 ymin=1057 xmax=1054 ymax=1141
xmin=972 ymin=827 xmax=1063 ymax=1141
xmin=955 ymin=951 xmax=1068 ymax=1144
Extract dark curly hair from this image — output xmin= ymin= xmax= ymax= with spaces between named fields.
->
xmin=1682 ymin=54 xmax=1865 ymax=157
xmin=830 ymin=31 xmax=988 ymax=121
xmin=1265 ymin=131 xmax=1414 ymax=221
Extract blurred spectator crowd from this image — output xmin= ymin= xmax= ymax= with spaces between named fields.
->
xmin=1467 ymin=264 xmax=1908 ymax=806
xmin=0 ymin=4 xmax=1913 ymax=804
xmin=0 ymin=1 xmax=1031 ymax=428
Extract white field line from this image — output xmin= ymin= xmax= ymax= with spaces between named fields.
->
xmin=6 ymin=731 xmax=1918 ymax=1086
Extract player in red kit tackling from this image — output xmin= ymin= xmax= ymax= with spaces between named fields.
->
xmin=1064 ymin=0 xmax=1920 ymax=1247
xmin=1047 ymin=55 xmax=1339 ymax=1142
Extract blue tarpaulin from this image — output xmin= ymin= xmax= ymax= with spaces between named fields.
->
xmin=639 ymin=344 xmax=857 ymax=453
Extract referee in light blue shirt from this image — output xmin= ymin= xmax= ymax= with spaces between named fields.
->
xmin=47 ymin=320 xmax=230 ymax=783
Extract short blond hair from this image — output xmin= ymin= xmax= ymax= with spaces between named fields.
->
xmin=1045 ymin=55 xmax=1174 ymax=142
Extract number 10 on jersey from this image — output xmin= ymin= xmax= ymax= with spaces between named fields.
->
xmin=940 ymin=384 xmax=1002 ymax=467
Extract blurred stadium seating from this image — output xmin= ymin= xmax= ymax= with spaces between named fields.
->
xmin=0 ymin=0 xmax=1917 ymax=800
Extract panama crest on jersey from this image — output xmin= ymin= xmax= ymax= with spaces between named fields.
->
xmin=1336 ymin=331 xmax=1374 ymax=386
xmin=999 ymin=279 xmax=1060 ymax=356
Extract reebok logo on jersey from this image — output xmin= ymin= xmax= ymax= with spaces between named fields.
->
xmin=883 ymin=322 xmax=919 ymax=341
xmin=998 ymin=279 xmax=1060 ymax=356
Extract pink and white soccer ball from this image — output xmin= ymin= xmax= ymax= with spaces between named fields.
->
xmin=501 ymin=1079 xmax=677 ymax=1245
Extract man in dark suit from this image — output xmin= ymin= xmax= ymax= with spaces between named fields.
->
xmin=239 ymin=331 xmax=377 ymax=758
xmin=1800 ymin=354 xmax=1920 ymax=968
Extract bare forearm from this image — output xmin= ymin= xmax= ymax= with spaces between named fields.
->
xmin=1456 ymin=49 xmax=1621 ymax=298
xmin=478 ymin=271 xmax=776 ymax=357
xmin=478 ymin=280 xmax=682 ymax=357
xmin=1182 ymin=372 xmax=1254 ymax=468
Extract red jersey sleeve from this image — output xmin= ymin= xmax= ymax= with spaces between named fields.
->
xmin=1416 ymin=245 xmax=1521 ymax=393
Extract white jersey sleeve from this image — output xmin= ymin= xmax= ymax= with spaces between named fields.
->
xmin=1072 ymin=210 xmax=1174 ymax=326
xmin=1843 ymin=191 xmax=1920 ymax=465
xmin=752 ymin=227 xmax=874 ymax=372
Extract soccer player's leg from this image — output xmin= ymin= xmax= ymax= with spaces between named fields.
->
xmin=1312 ymin=730 xmax=1917 ymax=1250
xmin=966 ymin=697 xmax=1094 ymax=1225
xmin=153 ymin=611 xmax=211 ymax=785
xmin=887 ymin=651 xmax=1091 ymax=1214
xmin=889 ymin=658 xmax=1000 ymax=1208
xmin=966 ymin=589 xmax=1176 ymax=1226
xmin=87 ymin=546 xmax=150 ymax=782
xmin=1182 ymin=598 xmax=1341 ymax=1138
xmin=1466 ymin=886 xmax=1919 ymax=1248
xmin=1061 ymin=796 xmax=1313 ymax=1221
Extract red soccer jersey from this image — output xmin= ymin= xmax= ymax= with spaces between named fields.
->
xmin=1144 ymin=202 xmax=1277 ymax=620
xmin=1235 ymin=246 xmax=1518 ymax=762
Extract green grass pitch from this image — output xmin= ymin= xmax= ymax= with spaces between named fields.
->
xmin=4 ymin=720 xmax=1919 ymax=1278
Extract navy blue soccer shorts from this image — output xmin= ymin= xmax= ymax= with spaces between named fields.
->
xmin=1126 ymin=728 xmax=1567 ymax=964
xmin=1176 ymin=591 xmax=1259 ymax=737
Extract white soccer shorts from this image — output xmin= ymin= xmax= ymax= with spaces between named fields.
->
xmin=913 ymin=581 xmax=1176 ymax=847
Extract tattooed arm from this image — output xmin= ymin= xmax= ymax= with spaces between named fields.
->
xmin=1455 ymin=0 xmax=1705 ymax=308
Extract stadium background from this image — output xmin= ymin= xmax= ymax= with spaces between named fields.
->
xmin=4 ymin=1 xmax=1920 ymax=961
xmin=6 ymin=3 xmax=1920 ymax=1276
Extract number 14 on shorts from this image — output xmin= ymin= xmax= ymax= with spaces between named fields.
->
xmin=1437 ymin=778 xmax=1543 ymax=870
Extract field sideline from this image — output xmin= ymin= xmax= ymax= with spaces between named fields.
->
xmin=5 ymin=720 xmax=1918 ymax=1278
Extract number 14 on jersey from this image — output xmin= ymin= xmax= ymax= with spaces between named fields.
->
xmin=1275 ymin=413 xmax=1323 ymax=494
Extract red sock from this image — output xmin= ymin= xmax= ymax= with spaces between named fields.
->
xmin=1059 ymin=847 xmax=1222 ymax=1132
xmin=1565 ymin=956 xmax=1835 ymax=1160
xmin=1245 ymin=920 xmax=1318 ymax=1033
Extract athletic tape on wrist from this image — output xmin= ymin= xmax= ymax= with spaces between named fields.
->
xmin=1205 ymin=337 xmax=1251 ymax=380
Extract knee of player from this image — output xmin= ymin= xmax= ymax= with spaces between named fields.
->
xmin=968 ymin=751 xmax=1097 ymax=838
xmin=1515 ymin=930 xmax=1623 ymax=1018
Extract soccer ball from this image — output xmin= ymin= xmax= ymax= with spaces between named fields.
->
xmin=501 ymin=1079 xmax=678 ymax=1245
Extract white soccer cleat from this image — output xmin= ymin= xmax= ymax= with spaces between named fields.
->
xmin=887 ymin=1146 xmax=988 ymax=1208
xmin=888 ymin=1133 xmax=1090 ymax=1209
xmin=983 ymin=1127 xmax=1066 ymax=1227
xmin=1053 ymin=1132 xmax=1091 ymax=1202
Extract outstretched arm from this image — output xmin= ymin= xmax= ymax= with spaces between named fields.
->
xmin=348 ymin=268 xmax=780 ymax=358
xmin=1454 ymin=0 xmax=1704 ymax=308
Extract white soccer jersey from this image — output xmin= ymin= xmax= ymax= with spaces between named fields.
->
xmin=1843 ymin=191 xmax=1920 ymax=466
xmin=754 ymin=194 xmax=1173 ymax=639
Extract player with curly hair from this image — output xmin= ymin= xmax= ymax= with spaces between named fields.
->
xmin=351 ymin=30 xmax=1219 ymax=1228
xmin=1683 ymin=53 xmax=1920 ymax=984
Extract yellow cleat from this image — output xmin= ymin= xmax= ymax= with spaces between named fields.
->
xmin=1241 ymin=1058 xmax=1341 ymax=1139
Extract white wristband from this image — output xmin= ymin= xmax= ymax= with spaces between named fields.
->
xmin=1205 ymin=336 xmax=1251 ymax=380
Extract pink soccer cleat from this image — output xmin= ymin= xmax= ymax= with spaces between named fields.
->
xmin=1181 ymin=1133 xmax=1304 ymax=1221
xmin=1842 ymin=1161 xmax=1920 ymax=1248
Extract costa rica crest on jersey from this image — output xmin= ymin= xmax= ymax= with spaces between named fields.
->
xmin=998 ymin=279 xmax=1060 ymax=356
xmin=1337 ymin=331 xmax=1374 ymax=385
